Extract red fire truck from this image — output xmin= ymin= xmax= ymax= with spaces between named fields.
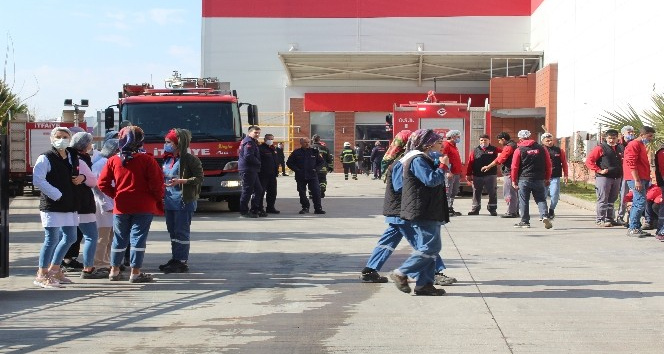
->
xmin=104 ymin=71 xmax=258 ymax=211
xmin=390 ymin=96 xmax=490 ymax=191
xmin=7 ymin=120 xmax=87 ymax=196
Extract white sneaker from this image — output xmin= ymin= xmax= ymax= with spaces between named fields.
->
xmin=542 ymin=217 xmax=553 ymax=229
xmin=33 ymin=275 xmax=62 ymax=289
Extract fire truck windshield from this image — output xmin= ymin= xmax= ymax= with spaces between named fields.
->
xmin=121 ymin=101 xmax=242 ymax=142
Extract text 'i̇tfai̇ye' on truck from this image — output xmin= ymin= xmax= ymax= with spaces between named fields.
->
xmin=103 ymin=71 xmax=259 ymax=212
xmin=386 ymin=91 xmax=491 ymax=193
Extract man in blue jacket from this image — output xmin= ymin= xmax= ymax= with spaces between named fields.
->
xmin=238 ymin=125 xmax=262 ymax=218
xmin=287 ymin=137 xmax=326 ymax=214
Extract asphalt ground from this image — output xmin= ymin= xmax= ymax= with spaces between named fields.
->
xmin=2 ymin=173 xmax=664 ymax=353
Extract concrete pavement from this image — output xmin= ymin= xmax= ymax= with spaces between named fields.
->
xmin=2 ymin=173 xmax=664 ymax=353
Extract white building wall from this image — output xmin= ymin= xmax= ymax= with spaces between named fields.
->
xmin=532 ymin=0 xmax=664 ymax=136
xmin=202 ymin=17 xmax=530 ymax=113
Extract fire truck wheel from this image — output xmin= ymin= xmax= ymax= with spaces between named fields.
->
xmin=227 ymin=197 xmax=241 ymax=212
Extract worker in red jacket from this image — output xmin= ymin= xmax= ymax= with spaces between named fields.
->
xmin=623 ymin=126 xmax=655 ymax=237
xmin=442 ymin=130 xmax=463 ymax=216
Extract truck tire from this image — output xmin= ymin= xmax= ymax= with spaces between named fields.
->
xmin=226 ymin=197 xmax=240 ymax=212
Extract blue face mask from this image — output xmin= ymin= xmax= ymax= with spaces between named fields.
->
xmin=454 ymin=138 xmax=461 ymax=144
xmin=428 ymin=151 xmax=441 ymax=160
xmin=642 ymin=138 xmax=650 ymax=145
xmin=624 ymin=134 xmax=634 ymax=142
xmin=164 ymin=143 xmax=175 ymax=153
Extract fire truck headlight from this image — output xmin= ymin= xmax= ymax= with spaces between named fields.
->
xmin=220 ymin=180 xmax=242 ymax=188
xmin=223 ymin=161 xmax=238 ymax=170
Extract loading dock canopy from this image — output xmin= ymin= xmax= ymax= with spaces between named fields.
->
xmin=278 ymin=51 xmax=543 ymax=85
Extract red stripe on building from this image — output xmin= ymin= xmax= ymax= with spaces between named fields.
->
xmin=203 ymin=0 xmax=533 ymax=18
xmin=303 ymin=93 xmax=489 ymax=112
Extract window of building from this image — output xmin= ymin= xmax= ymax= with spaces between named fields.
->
xmin=310 ymin=112 xmax=335 ymax=156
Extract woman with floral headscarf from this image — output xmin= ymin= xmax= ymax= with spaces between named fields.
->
xmin=98 ymin=125 xmax=164 ymax=283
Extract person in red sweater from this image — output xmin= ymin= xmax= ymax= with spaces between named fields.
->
xmin=98 ymin=125 xmax=165 ymax=283
xmin=655 ymin=143 xmax=664 ymax=240
xmin=623 ymin=125 xmax=655 ymax=237
xmin=481 ymin=132 xmax=520 ymax=218
xmin=442 ymin=130 xmax=463 ymax=216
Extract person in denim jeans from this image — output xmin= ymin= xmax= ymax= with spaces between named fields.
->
xmin=540 ymin=133 xmax=568 ymax=219
xmin=98 ymin=125 xmax=165 ymax=283
xmin=32 ymin=127 xmax=81 ymax=288
xmin=69 ymin=132 xmax=108 ymax=279
xmin=510 ymin=130 xmax=553 ymax=229
xmin=624 ymin=126 xmax=655 ymax=237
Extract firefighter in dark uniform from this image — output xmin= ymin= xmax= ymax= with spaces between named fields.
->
xmin=287 ymin=137 xmax=326 ymax=214
xmin=258 ymin=133 xmax=280 ymax=214
xmin=311 ymin=134 xmax=333 ymax=198
xmin=466 ymin=134 xmax=499 ymax=216
xmin=238 ymin=125 xmax=263 ymax=218
xmin=340 ymin=142 xmax=358 ymax=180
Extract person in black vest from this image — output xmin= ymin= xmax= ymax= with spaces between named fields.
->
xmin=370 ymin=141 xmax=387 ymax=180
xmin=276 ymin=142 xmax=288 ymax=176
xmin=257 ymin=133 xmax=280 ymax=214
xmin=541 ymin=133 xmax=569 ymax=219
xmin=586 ymin=129 xmax=624 ymax=227
xmin=510 ymin=130 xmax=553 ymax=229
xmin=31 ymin=127 xmax=82 ymax=288
xmin=238 ymin=125 xmax=263 ymax=218
xmin=481 ymin=132 xmax=520 ymax=218
xmin=388 ymin=129 xmax=450 ymax=296
xmin=311 ymin=134 xmax=333 ymax=198
xmin=70 ymin=132 xmax=108 ymax=279
xmin=466 ymin=134 xmax=500 ymax=216
xmin=287 ymin=137 xmax=326 ymax=214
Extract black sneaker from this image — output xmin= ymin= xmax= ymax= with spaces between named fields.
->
xmin=162 ymin=260 xmax=189 ymax=274
xmin=434 ymin=273 xmax=457 ymax=286
xmin=360 ymin=270 xmax=388 ymax=283
xmin=314 ymin=209 xmax=326 ymax=214
xmin=266 ymin=208 xmax=281 ymax=214
xmin=501 ymin=213 xmax=519 ymax=218
xmin=514 ymin=222 xmax=531 ymax=228
xmin=548 ymin=209 xmax=555 ymax=219
xmin=62 ymin=258 xmax=84 ymax=272
xmin=80 ymin=268 xmax=109 ymax=279
xmin=257 ymin=211 xmax=268 ymax=217
xmin=389 ymin=272 xmax=411 ymax=293
xmin=467 ymin=210 xmax=479 ymax=215
xmin=414 ymin=284 xmax=446 ymax=296
xmin=489 ymin=210 xmax=498 ymax=216
xmin=240 ymin=212 xmax=258 ymax=218
xmin=159 ymin=259 xmax=177 ymax=271
xmin=299 ymin=208 xmax=310 ymax=214
xmin=128 ymin=273 xmax=154 ymax=283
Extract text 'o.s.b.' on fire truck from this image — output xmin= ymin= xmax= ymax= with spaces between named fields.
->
xmin=104 ymin=71 xmax=259 ymax=212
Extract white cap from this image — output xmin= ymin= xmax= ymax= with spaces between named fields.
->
xmin=540 ymin=132 xmax=553 ymax=141
xmin=517 ymin=130 xmax=531 ymax=139
xmin=446 ymin=130 xmax=461 ymax=138
xmin=344 ymin=141 xmax=351 ymax=147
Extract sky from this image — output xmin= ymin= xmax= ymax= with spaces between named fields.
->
xmin=1 ymin=0 xmax=201 ymax=121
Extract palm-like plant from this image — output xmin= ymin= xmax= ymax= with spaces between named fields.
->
xmin=597 ymin=93 xmax=664 ymax=151
xmin=0 ymin=79 xmax=28 ymax=133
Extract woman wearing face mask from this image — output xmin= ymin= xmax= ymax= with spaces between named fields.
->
xmin=158 ymin=128 xmax=203 ymax=274
xmin=69 ymin=132 xmax=107 ymax=279
xmin=442 ymin=130 xmax=463 ymax=217
xmin=31 ymin=127 xmax=83 ymax=288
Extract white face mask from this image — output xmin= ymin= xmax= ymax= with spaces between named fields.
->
xmin=265 ymin=139 xmax=274 ymax=146
xmin=52 ymin=138 xmax=70 ymax=150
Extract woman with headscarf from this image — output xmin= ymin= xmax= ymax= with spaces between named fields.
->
xmin=32 ymin=127 xmax=81 ymax=288
xmin=387 ymin=129 xmax=451 ymax=296
xmin=92 ymin=137 xmax=119 ymax=270
xmin=98 ymin=125 xmax=164 ymax=283
xmin=69 ymin=131 xmax=107 ymax=279
xmin=380 ymin=129 xmax=412 ymax=178
xmin=158 ymin=128 xmax=203 ymax=274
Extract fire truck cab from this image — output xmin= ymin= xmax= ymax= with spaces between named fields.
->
xmin=105 ymin=71 xmax=258 ymax=211
xmin=391 ymin=97 xmax=490 ymax=192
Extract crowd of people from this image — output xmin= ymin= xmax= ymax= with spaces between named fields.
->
xmin=33 ymin=125 xmax=202 ymax=288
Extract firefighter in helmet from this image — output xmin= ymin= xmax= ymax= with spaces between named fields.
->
xmin=311 ymin=134 xmax=333 ymax=198
xmin=340 ymin=142 xmax=358 ymax=180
